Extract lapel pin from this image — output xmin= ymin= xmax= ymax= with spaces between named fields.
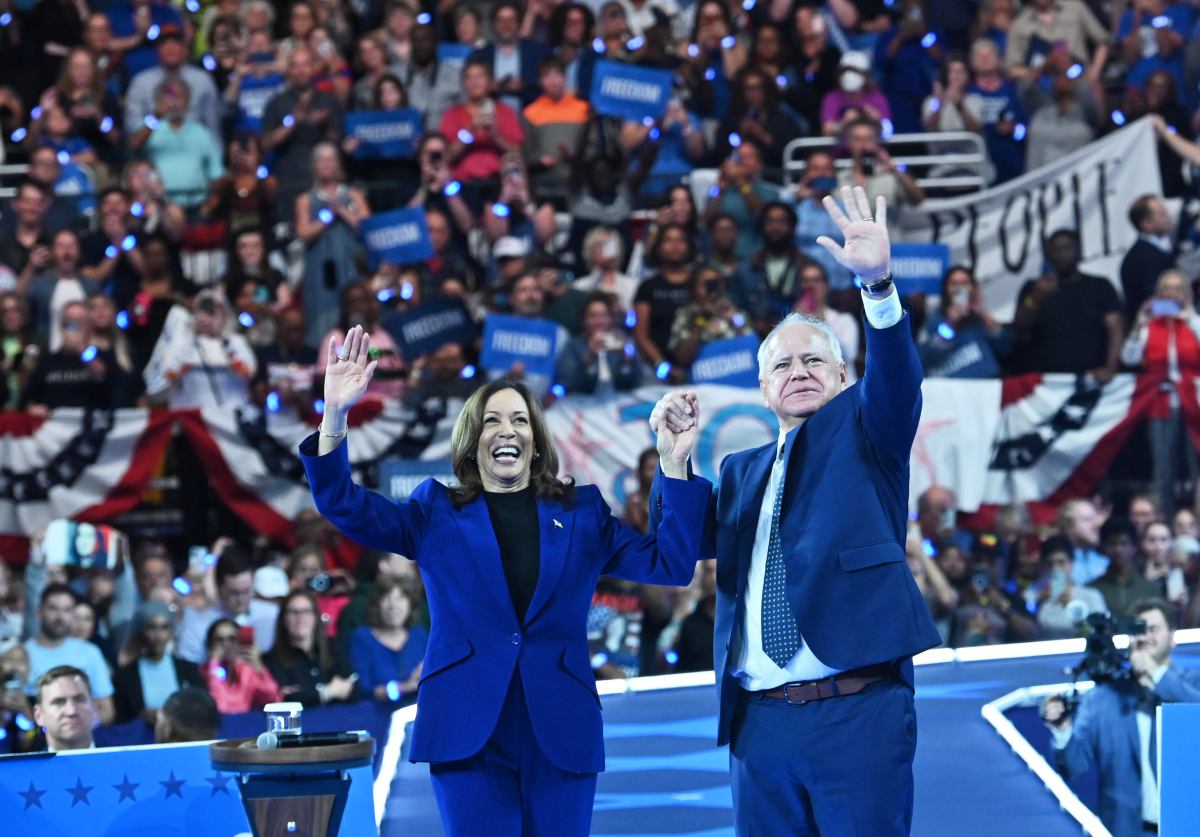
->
xmin=553 ymin=519 xmax=563 ymax=528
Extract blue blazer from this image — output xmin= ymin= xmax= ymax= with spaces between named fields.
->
xmin=469 ymin=40 xmax=550 ymax=107
xmin=300 ymin=435 xmax=711 ymax=773
xmin=704 ymin=315 xmax=942 ymax=745
xmin=1052 ymin=667 xmax=1200 ymax=837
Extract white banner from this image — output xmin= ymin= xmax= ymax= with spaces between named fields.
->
xmin=899 ymin=119 xmax=1160 ymax=321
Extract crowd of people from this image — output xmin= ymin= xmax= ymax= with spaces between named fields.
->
xmin=3 ymin=0 xmax=1200 ymax=759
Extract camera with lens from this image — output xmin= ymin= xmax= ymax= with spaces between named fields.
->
xmin=1069 ymin=612 xmax=1146 ymax=684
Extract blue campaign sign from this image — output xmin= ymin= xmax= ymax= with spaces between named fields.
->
xmin=382 ymin=298 xmax=478 ymax=361
xmin=437 ymin=43 xmax=474 ymax=72
xmin=690 ymin=334 xmax=760 ymax=388
xmin=346 ymin=109 xmax=422 ymax=159
xmin=360 ymin=207 xmax=434 ymax=269
xmin=589 ymin=60 xmax=673 ymax=123
xmin=380 ymin=457 xmax=458 ymax=501
xmin=480 ymin=314 xmax=560 ymax=380
xmin=889 ymin=242 xmax=951 ymax=295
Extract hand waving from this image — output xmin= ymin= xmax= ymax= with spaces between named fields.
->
xmin=816 ymin=185 xmax=890 ymax=284
xmin=323 ymin=324 xmax=378 ymax=415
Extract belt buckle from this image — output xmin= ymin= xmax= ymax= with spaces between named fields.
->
xmin=781 ymin=682 xmax=810 ymax=705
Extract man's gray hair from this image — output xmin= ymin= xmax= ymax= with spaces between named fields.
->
xmin=757 ymin=312 xmax=844 ymax=379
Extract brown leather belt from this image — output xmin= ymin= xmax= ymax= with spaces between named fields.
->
xmin=754 ymin=663 xmax=896 ymax=705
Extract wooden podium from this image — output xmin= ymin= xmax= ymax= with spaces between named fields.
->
xmin=210 ymin=738 xmax=375 ymax=837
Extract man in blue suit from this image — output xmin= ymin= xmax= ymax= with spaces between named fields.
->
xmin=1044 ymin=599 xmax=1200 ymax=837
xmin=469 ymin=0 xmax=549 ymax=109
xmin=654 ymin=186 xmax=941 ymax=835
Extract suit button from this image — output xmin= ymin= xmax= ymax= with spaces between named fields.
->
xmin=511 ymin=633 xmax=521 ymax=645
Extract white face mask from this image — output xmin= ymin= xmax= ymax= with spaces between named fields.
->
xmin=840 ymin=70 xmax=865 ymax=93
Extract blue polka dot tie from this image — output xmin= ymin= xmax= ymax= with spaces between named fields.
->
xmin=761 ymin=448 xmax=799 ymax=667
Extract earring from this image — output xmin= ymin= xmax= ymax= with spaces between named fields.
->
xmin=534 ymin=451 xmax=541 ymax=459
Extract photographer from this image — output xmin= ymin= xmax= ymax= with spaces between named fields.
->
xmin=284 ymin=543 xmax=354 ymax=638
xmin=1044 ymin=600 xmax=1200 ymax=837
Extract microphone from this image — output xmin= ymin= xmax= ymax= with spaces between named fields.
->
xmin=256 ymin=730 xmax=369 ymax=749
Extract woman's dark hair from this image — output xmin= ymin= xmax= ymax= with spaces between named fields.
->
xmin=938 ymin=265 xmax=976 ymax=299
xmin=449 ymin=379 xmax=575 ymax=506
xmin=285 ymin=543 xmax=325 ymax=582
xmin=204 ymin=617 xmax=240 ymax=655
xmin=336 ymin=280 xmax=373 ymax=331
xmin=548 ymin=2 xmax=595 ymax=48
xmin=689 ymin=0 xmax=733 ymax=45
xmin=664 ymin=184 xmax=700 ymax=234
xmin=648 ymin=221 xmax=698 ymax=267
xmin=373 ymin=72 xmax=409 ymax=109
xmin=271 ymin=589 xmax=331 ymax=670
xmin=937 ymin=52 xmax=970 ymax=87
xmin=730 ymin=66 xmax=779 ymax=118
xmin=364 ymin=575 xmax=420 ymax=629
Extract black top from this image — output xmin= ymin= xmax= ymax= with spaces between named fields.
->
xmin=1014 ymin=272 xmax=1121 ymax=374
xmin=263 ymin=645 xmax=358 ymax=709
xmin=484 ymin=486 xmax=541 ymax=624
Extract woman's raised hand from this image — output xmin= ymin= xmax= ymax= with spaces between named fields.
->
xmin=323 ymin=324 xmax=378 ymax=417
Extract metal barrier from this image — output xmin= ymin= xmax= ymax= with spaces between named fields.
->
xmin=782 ymin=131 xmax=991 ymax=196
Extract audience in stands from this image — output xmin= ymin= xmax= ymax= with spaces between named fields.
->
xmin=348 ymin=576 xmax=427 ymax=704
xmin=33 ymin=665 xmax=97 ymax=752
xmin=200 ymin=616 xmax=281 ymax=714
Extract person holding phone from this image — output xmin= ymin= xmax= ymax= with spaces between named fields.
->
xmin=918 ymin=265 xmax=1007 ymax=379
xmin=1122 ymin=268 xmax=1200 ymax=515
xmin=200 ymin=617 xmax=282 ymax=714
xmin=1035 ymin=536 xmax=1108 ymax=639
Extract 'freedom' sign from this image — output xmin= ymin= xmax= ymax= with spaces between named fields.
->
xmin=346 ymin=109 xmax=422 ymax=158
xmin=360 ymin=208 xmax=434 ymax=269
xmin=589 ymin=60 xmax=673 ymax=123
xmin=888 ymin=242 xmax=951 ymax=295
xmin=480 ymin=315 xmax=560 ymax=380
xmin=382 ymin=298 xmax=477 ymax=361
xmin=690 ymin=334 xmax=760 ymax=388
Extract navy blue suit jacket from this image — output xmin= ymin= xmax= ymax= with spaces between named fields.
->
xmin=704 ymin=314 xmax=942 ymax=745
xmin=469 ymin=40 xmax=550 ymax=107
xmin=1052 ymin=667 xmax=1200 ymax=837
xmin=300 ymin=435 xmax=711 ymax=773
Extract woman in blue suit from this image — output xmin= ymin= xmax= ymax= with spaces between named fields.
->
xmin=300 ymin=324 xmax=711 ymax=836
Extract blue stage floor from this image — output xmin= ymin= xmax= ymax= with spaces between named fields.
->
xmin=378 ymin=643 xmax=1200 ymax=836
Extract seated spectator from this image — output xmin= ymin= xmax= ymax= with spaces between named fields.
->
xmin=557 ymin=293 xmax=642 ymax=395
xmin=32 ymin=665 xmax=97 ymax=752
xmin=254 ymin=306 xmax=319 ymax=413
xmin=917 ymin=485 xmax=974 ymax=554
xmin=0 ymin=180 xmax=54 ymax=291
xmin=1056 ymin=498 xmax=1111 ymax=585
xmin=788 ymin=7 xmax=841 ymax=134
xmin=123 ymin=26 xmax=221 ymax=139
xmin=1114 ymin=0 xmax=1190 ymax=94
xmin=714 ymin=67 xmax=807 ymax=171
xmin=1093 ymin=519 xmax=1162 ymax=620
xmin=403 ymin=22 xmax=464 ymax=131
xmin=79 ymin=188 xmax=148 ymax=310
xmin=26 ymin=230 xmax=97 ymax=351
xmin=622 ymin=448 xmax=659 ymax=535
xmin=674 ymin=559 xmax=717 ymax=673
xmin=836 ymin=116 xmax=926 ymax=211
xmin=348 ymin=576 xmax=428 ymax=703
xmin=264 ymin=590 xmax=358 ymax=707
xmin=201 ymin=617 xmax=282 ymax=714
xmin=730 ymin=202 xmax=814 ymax=332
xmin=1024 ymin=59 xmax=1102 ymax=170
xmin=702 ymin=139 xmax=781 ymax=259
xmin=1003 ymin=0 xmax=1109 ymax=84
xmin=113 ymin=601 xmax=203 ymax=724
xmin=296 ymin=143 xmax=370 ymax=347
xmin=223 ymin=228 xmax=292 ymax=348
xmin=24 ymin=145 xmax=85 ymax=233
xmin=315 ymin=281 xmax=406 ymax=402
xmin=522 ymin=56 xmax=589 ymax=206
xmin=1036 ymin=536 xmax=1108 ymax=639
xmin=131 ymin=79 xmax=225 ymax=209
xmin=0 ymin=293 xmax=40 ymax=410
xmin=122 ymin=159 xmax=186 ymax=245
xmin=470 ymin=0 xmax=549 ymax=110
xmin=30 ymin=101 xmax=99 ymax=172
xmin=24 ymin=583 xmax=115 ymax=724
xmin=920 ymin=54 xmax=993 ymax=183
xmin=1141 ymin=519 xmax=1188 ymax=611
xmin=918 ymin=265 xmax=1007 ymax=378
xmin=143 ymin=289 xmax=257 ymax=409
xmin=51 ymin=47 xmax=124 ymax=174
xmin=633 ymin=223 xmax=696 ymax=377
xmin=1012 ymin=229 xmax=1123 ymax=382
xmin=285 ymin=543 xmax=354 ymax=637
xmin=202 ymin=135 xmax=279 ymax=251
xmin=0 ymin=644 xmax=35 ymax=752
xmin=572 ymin=227 xmax=638 ymax=313
xmin=965 ymin=38 xmax=1026 ymax=184
xmin=789 ymin=151 xmax=851 ymax=291
xmin=667 ymin=266 xmax=754 ymax=371
xmin=155 ymin=686 xmax=220 ymax=743
xmin=703 ymin=213 xmax=742 ymax=280
xmin=70 ymin=597 xmax=116 ymax=668
xmin=636 ymin=99 xmax=707 ymax=203
xmin=176 ymin=546 xmax=279 ymax=663
xmin=1120 ymin=194 xmax=1178 ymax=325
xmin=533 ymin=259 xmax=590 ymax=335
xmin=819 ymin=51 xmax=892 ymax=137
xmin=440 ymin=59 xmax=526 ymax=198
xmin=22 ymin=301 xmax=139 ymax=415
xmin=952 ymin=553 xmax=1038 ymax=645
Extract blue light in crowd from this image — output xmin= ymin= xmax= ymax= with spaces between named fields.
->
xmin=131 ymin=201 xmax=145 ymax=218
xmin=649 ymin=127 xmax=661 ymax=141
xmin=641 ymin=116 xmax=655 ymax=127
xmin=173 ymin=576 xmax=192 ymax=595
xmin=655 ymin=361 xmax=671 ymax=380
xmin=624 ymin=342 xmax=636 ymax=358
xmin=105 ymin=246 xmax=118 ymax=259
xmin=385 ymin=681 xmax=402 ymax=701
xmin=282 ymin=114 xmax=295 ymax=127
xmin=920 ymin=32 xmax=937 ymax=49
xmin=721 ymin=36 xmax=736 ymax=49
xmin=687 ymin=43 xmax=700 ymax=57
xmin=731 ymin=313 xmax=746 ymax=328
xmin=728 ymin=131 xmax=742 ymax=148
xmin=708 ymin=184 xmax=720 ymax=198
xmin=31 ymin=106 xmax=43 ymax=120
xmin=1151 ymin=14 xmax=1171 ymax=28
xmin=461 ymin=364 xmax=477 ymax=379
xmin=805 ymin=72 xmax=814 ymax=83
xmin=0 ymin=728 xmax=6 ymax=742
xmin=704 ymin=67 xmax=716 ymax=81
xmin=1111 ymin=109 xmax=1127 ymax=126
xmin=185 ymin=0 xmax=200 ymax=11
xmin=144 ymin=115 xmax=159 ymax=130
xmin=1066 ymin=63 xmax=1083 ymax=79
xmin=266 ymin=391 xmax=281 ymax=412
xmin=665 ymin=650 xmax=679 ymax=665
xmin=121 ymin=234 xmax=137 ymax=251
xmin=10 ymin=128 xmax=26 ymax=143
xmin=1167 ymin=124 xmax=1178 ymax=134
xmin=936 ymin=322 xmax=956 ymax=340
xmin=928 ymin=98 xmax=941 ymax=113
xmin=852 ymin=276 xmax=863 ymax=289
xmin=14 ymin=714 xmax=33 ymax=732
xmin=80 ymin=345 xmax=98 ymax=363
xmin=314 ymin=399 xmax=326 ymax=414
xmin=116 ymin=310 xmax=130 ymax=330
xmin=881 ymin=118 xmax=894 ymax=139
xmin=213 ymin=665 xmax=227 ymax=682
xmin=256 ymin=164 xmax=269 ymax=179
xmin=592 ymin=37 xmax=606 ymax=53
xmin=318 ymin=208 xmax=334 ymax=224
xmin=238 ymin=312 xmax=255 ymax=328
xmin=416 ymin=12 xmax=431 ymax=24
xmin=624 ymin=310 xmax=637 ymax=328
xmin=444 ymin=179 xmax=462 ymax=196
xmin=1013 ymin=123 xmax=1026 ymax=141
xmin=147 ymin=24 xmax=160 ymax=40
xmin=376 ymin=288 xmax=394 ymax=303
xmin=100 ymin=116 xmax=114 ymax=133
xmin=57 ymin=150 xmax=70 ymax=165
xmin=883 ymin=0 xmax=895 ymax=6
xmin=626 ymin=36 xmax=644 ymax=51
xmin=492 ymin=202 xmax=510 ymax=218
xmin=457 ymin=128 xmax=474 ymax=144
xmin=400 ymin=281 xmax=415 ymax=300
xmin=742 ymin=0 xmax=756 ymax=9
xmin=921 ymin=538 xmax=936 ymax=557
xmin=202 ymin=54 xmax=217 ymax=72
xmin=895 ymin=162 xmax=907 ymax=172
xmin=590 ymin=652 xmax=609 ymax=668
xmin=776 ymin=74 xmax=788 ymax=89
xmin=204 ymin=551 xmax=217 ymax=566
xmin=551 ymin=384 xmax=566 ymax=398
xmin=0 ymin=13 xmax=12 ymax=26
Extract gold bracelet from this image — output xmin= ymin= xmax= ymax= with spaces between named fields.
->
xmin=320 ymin=423 xmax=349 ymax=439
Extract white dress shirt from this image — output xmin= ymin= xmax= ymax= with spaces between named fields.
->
xmin=735 ymin=290 xmax=902 ymax=690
